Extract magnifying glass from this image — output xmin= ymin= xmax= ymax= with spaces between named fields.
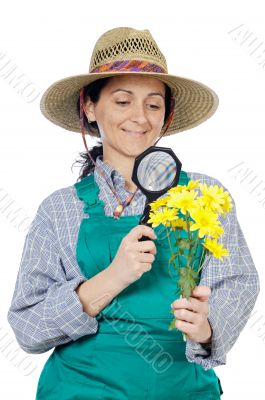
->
xmin=131 ymin=146 xmax=182 ymax=242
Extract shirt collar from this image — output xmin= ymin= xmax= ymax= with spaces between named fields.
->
xmin=94 ymin=154 xmax=125 ymax=188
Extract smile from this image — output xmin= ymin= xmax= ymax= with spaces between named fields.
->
xmin=122 ymin=129 xmax=146 ymax=136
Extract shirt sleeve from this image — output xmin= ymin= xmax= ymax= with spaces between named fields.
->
xmin=185 ymin=179 xmax=260 ymax=370
xmin=7 ymin=199 xmax=99 ymax=354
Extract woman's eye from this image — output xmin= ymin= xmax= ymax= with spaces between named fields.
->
xmin=116 ymin=101 xmax=160 ymax=109
xmin=148 ymin=104 xmax=160 ymax=109
xmin=116 ymin=101 xmax=129 ymax=105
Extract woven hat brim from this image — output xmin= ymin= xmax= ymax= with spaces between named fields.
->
xmin=40 ymin=71 xmax=219 ymax=136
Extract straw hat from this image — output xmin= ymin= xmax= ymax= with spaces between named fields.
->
xmin=40 ymin=27 xmax=219 ymax=137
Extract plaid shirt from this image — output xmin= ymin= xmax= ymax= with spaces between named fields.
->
xmin=7 ymin=155 xmax=260 ymax=371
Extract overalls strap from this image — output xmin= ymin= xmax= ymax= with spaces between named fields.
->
xmin=178 ymin=170 xmax=189 ymax=185
xmin=74 ymin=174 xmax=105 ymax=216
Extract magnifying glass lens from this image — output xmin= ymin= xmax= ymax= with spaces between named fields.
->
xmin=137 ymin=151 xmax=177 ymax=191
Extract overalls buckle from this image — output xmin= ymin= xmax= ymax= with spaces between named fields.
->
xmin=87 ymin=198 xmax=99 ymax=206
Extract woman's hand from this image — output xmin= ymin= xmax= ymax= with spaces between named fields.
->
xmin=109 ymin=225 xmax=157 ymax=287
xmin=171 ymin=285 xmax=213 ymax=344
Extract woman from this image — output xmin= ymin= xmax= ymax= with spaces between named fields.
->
xmin=7 ymin=27 xmax=260 ymax=399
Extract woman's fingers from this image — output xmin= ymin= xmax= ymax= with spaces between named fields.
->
xmin=128 ymin=225 xmax=157 ymax=241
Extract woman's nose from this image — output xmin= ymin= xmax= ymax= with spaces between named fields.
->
xmin=130 ymin=103 xmax=148 ymax=124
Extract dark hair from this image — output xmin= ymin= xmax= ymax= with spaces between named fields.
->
xmin=72 ymin=77 xmax=172 ymax=181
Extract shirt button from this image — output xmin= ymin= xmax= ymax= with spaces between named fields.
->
xmin=131 ymin=200 xmax=137 ymax=207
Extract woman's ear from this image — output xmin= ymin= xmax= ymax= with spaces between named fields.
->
xmin=83 ymin=98 xmax=96 ymax=123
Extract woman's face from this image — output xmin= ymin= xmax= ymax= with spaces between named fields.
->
xmin=84 ymin=75 xmax=166 ymax=159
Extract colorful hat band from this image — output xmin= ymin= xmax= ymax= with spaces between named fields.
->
xmin=90 ymin=60 xmax=166 ymax=74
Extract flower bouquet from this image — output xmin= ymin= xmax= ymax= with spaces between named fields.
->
xmin=147 ymin=179 xmax=233 ymax=340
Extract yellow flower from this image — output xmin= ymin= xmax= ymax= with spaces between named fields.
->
xmin=203 ymin=238 xmax=229 ymax=259
xmin=199 ymin=183 xmax=226 ymax=213
xmin=186 ymin=179 xmax=200 ymax=190
xmin=150 ymin=196 xmax=170 ymax=212
xmin=198 ymin=183 xmax=234 ymax=215
xmin=189 ymin=207 xmax=221 ymax=238
xmin=168 ymin=185 xmax=186 ymax=194
xmin=167 ymin=190 xmax=198 ymax=215
xmin=209 ymin=223 xmax=224 ymax=239
xmin=170 ymin=217 xmax=188 ymax=230
xmin=221 ymin=191 xmax=233 ymax=214
xmin=147 ymin=209 xmax=165 ymax=228
xmin=167 ymin=179 xmax=200 ymax=195
xmin=147 ymin=207 xmax=178 ymax=228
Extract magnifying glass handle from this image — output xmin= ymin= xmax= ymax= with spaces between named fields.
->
xmin=139 ymin=203 xmax=151 ymax=225
xmin=138 ymin=203 xmax=153 ymax=242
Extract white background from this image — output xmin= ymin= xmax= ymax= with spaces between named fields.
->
xmin=1 ymin=0 xmax=264 ymax=398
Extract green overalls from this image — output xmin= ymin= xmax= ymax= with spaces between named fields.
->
xmin=35 ymin=170 xmax=223 ymax=400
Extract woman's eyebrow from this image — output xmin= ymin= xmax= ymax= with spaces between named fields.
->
xmin=110 ymin=89 xmax=165 ymax=99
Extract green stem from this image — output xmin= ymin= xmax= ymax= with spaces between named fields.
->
xmin=186 ymin=212 xmax=192 ymax=242
xmin=190 ymin=234 xmax=200 ymax=270
xmin=171 ymin=223 xmax=182 ymax=270
xmin=186 ymin=213 xmax=193 ymax=269
xmin=197 ymin=246 xmax=207 ymax=274
xmin=165 ymin=225 xmax=179 ymax=272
